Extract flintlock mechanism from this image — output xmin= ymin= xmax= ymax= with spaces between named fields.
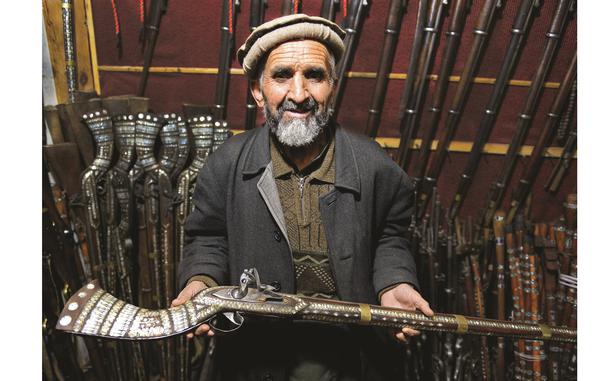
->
xmin=56 ymin=268 xmax=576 ymax=343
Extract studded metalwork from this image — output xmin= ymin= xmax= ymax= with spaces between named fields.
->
xmin=57 ymin=271 xmax=577 ymax=343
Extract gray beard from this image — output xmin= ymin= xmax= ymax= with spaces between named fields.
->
xmin=264 ymin=98 xmax=330 ymax=147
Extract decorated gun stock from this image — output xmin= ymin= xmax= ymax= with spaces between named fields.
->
xmin=57 ymin=269 xmax=576 ymax=344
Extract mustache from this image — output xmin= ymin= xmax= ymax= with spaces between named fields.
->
xmin=278 ymin=97 xmax=319 ymax=115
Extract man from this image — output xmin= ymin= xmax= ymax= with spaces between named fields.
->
xmin=173 ymin=14 xmax=433 ymax=380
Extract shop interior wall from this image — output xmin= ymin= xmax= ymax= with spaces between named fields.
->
xmin=90 ymin=0 xmax=577 ymax=221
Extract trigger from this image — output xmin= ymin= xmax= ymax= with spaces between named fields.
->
xmin=208 ymin=312 xmax=245 ymax=333
xmin=223 ymin=312 xmax=244 ymax=326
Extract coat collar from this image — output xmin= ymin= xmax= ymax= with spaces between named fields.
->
xmin=242 ymin=123 xmax=361 ymax=196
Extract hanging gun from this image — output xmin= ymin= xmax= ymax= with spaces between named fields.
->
xmin=138 ymin=0 xmax=168 ymax=96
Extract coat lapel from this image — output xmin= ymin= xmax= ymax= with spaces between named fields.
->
xmin=257 ymin=162 xmax=289 ymax=244
xmin=241 ymin=125 xmax=290 ymax=244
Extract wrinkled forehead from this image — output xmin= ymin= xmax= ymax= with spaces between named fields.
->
xmin=263 ymin=40 xmax=333 ymax=72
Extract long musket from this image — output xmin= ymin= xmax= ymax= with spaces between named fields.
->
xmin=545 ymin=125 xmax=576 ymax=193
xmin=364 ymin=0 xmax=407 ymax=138
xmin=482 ymin=0 xmax=574 ymax=227
xmin=282 ymin=0 xmax=302 ymax=15
xmin=492 ymin=211 xmax=507 ymax=381
xmin=327 ymin=0 xmax=369 ymax=121
xmin=80 ymin=110 xmax=114 ymax=287
xmin=417 ymin=0 xmax=501 ymax=216
xmin=137 ymin=0 xmax=168 ymax=96
xmin=214 ymin=0 xmax=240 ymax=120
xmin=57 ymin=268 xmax=576 ymax=343
xmin=320 ymin=0 xmax=340 ymax=21
xmin=174 ymin=115 xmax=214 ymax=381
xmin=447 ymin=0 xmax=539 ymax=220
xmin=159 ymin=114 xmax=181 ymax=381
xmin=412 ymin=0 xmax=470 ymax=183
xmin=135 ymin=113 xmax=175 ymax=379
xmin=396 ymin=0 xmax=448 ymax=170
xmin=539 ymin=223 xmax=561 ymax=381
xmin=244 ymin=0 xmax=267 ymax=130
xmin=507 ymin=53 xmax=576 ymax=223
xmin=61 ymin=0 xmax=78 ymax=102
xmin=396 ymin=0 xmax=429 ymax=121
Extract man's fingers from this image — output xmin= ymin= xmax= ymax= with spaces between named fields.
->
xmin=395 ymin=331 xmax=407 ymax=343
xmin=171 ymin=297 xmax=185 ymax=307
xmin=417 ymin=300 xmax=434 ymax=317
xmin=195 ymin=324 xmax=211 ymax=336
xmin=401 ymin=326 xmax=420 ymax=336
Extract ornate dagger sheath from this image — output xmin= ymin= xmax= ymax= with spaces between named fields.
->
xmin=57 ymin=269 xmax=576 ymax=343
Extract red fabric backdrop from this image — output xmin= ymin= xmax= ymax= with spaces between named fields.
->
xmin=91 ymin=0 xmax=577 ymax=221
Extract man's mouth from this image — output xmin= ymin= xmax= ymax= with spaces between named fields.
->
xmin=283 ymin=109 xmax=311 ymax=119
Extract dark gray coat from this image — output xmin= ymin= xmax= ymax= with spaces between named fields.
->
xmin=178 ymin=124 xmax=419 ymax=380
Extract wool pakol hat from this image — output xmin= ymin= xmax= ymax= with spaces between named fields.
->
xmin=237 ymin=13 xmax=346 ymax=78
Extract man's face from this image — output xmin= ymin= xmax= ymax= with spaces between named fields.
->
xmin=251 ymin=40 xmax=335 ymax=147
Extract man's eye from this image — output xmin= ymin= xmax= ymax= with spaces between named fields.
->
xmin=273 ymin=71 xmax=292 ymax=80
xmin=306 ymin=71 xmax=326 ymax=81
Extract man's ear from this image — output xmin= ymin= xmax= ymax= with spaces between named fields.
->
xmin=250 ymin=79 xmax=265 ymax=107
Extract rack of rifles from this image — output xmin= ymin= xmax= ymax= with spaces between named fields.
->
xmin=43 ymin=94 xmax=230 ymax=381
xmin=402 ymin=190 xmax=577 ymax=381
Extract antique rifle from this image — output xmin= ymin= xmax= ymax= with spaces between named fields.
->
xmin=397 ymin=0 xmax=448 ymax=170
xmin=174 ymin=115 xmax=214 ymax=381
xmin=492 ymin=211 xmax=506 ymax=381
xmin=448 ymin=0 xmax=539 ymax=220
xmin=135 ymin=113 xmax=164 ymax=309
xmin=320 ymin=0 xmax=340 ymax=21
xmin=417 ymin=0 xmax=501 ymax=216
xmin=159 ymin=114 xmax=180 ymax=178
xmin=175 ymin=115 xmax=215 ymax=268
xmin=80 ymin=110 xmax=114 ymax=287
xmin=396 ymin=0 xmax=429 ymax=120
xmin=507 ymin=53 xmax=576 ymax=223
xmin=57 ymin=268 xmax=576 ymax=343
xmin=327 ymin=0 xmax=369 ymax=121
xmin=171 ymin=117 xmax=191 ymax=182
xmin=482 ymin=0 xmax=574 ymax=227
xmin=136 ymin=112 xmax=175 ymax=379
xmin=137 ymin=0 xmax=168 ymax=96
xmin=544 ymin=122 xmax=576 ymax=193
xmin=214 ymin=0 xmax=240 ymax=120
xmin=61 ymin=0 xmax=78 ymax=102
xmin=556 ymin=74 xmax=577 ymax=144
xmin=364 ymin=0 xmax=407 ymax=138
xmin=281 ymin=0 xmax=302 ymax=15
xmin=106 ymin=113 xmax=148 ymax=381
xmin=244 ymin=0 xmax=266 ymax=130
xmin=540 ymin=223 xmax=561 ymax=381
xmin=412 ymin=0 xmax=470 ymax=181
xmin=505 ymin=220 xmax=526 ymax=379
xmin=469 ymin=246 xmax=491 ymax=381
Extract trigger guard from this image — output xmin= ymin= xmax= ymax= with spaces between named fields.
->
xmin=208 ymin=312 xmax=245 ymax=333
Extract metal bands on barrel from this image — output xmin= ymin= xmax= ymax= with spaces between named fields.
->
xmin=454 ymin=314 xmax=469 ymax=334
xmin=540 ymin=324 xmax=552 ymax=339
xmin=359 ymin=304 xmax=371 ymax=325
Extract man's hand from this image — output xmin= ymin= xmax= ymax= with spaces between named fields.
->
xmin=171 ymin=281 xmax=215 ymax=338
xmin=380 ymin=283 xmax=434 ymax=343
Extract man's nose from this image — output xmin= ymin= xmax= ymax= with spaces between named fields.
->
xmin=287 ymin=73 xmax=309 ymax=104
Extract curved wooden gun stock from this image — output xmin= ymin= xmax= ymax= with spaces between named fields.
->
xmin=57 ymin=280 xmax=576 ymax=343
